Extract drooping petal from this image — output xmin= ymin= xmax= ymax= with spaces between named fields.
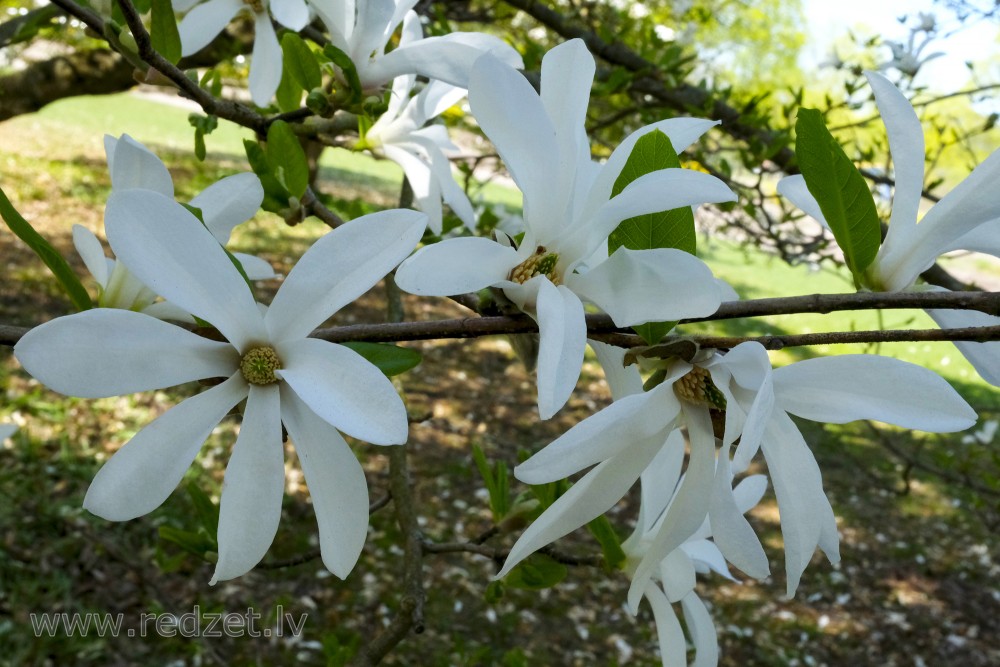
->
xmin=381 ymin=144 xmax=443 ymax=233
xmin=72 ymin=225 xmax=109 ymax=288
xmin=773 ymin=354 xmax=977 ymax=431
xmin=567 ymin=247 xmax=722 ymax=325
xmin=535 ymin=280 xmax=588 ymax=419
xmin=407 ymin=134 xmax=477 ymax=229
xmin=280 ymin=386 xmax=369 ymax=578
xmin=83 ymin=374 xmax=247 ymax=520
xmin=14 ymin=309 xmax=239 ymax=398
xmin=265 ymin=209 xmax=426 ymax=342
xmin=777 ymin=174 xmax=828 ymax=228
xmin=107 ymin=134 xmax=174 ymax=196
xmin=270 ymin=0 xmax=310 ymax=30
xmin=659 ymin=549 xmax=697 ymax=602
xmin=635 ymin=429 xmax=686 ymax=536
xmin=139 ymin=300 xmax=197 ymax=323
xmin=211 ymin=383 xmax=284 ymax=583
xmin=394 ymin=236 xmax=518 ymax=296
xmin=926 ymin=305 xmax=1000 ymax=386
xmin=368 ymin=33 xmax=522 ymax=90
xmin=249 ymin=13 xmax=283 ymax=106
xmin=943 ymin=217 xmax=1000 ymax=257
xmin=232 ymin=252 xmax=276 ymax=281
xmin=277 ymin=338 xmax=408 ymax=445
xmin=643 ymin=584 xmax=687 ymax=667
xmin=515 ymin=379 xmax=682 ymax=484
xmin=681 ymin=591 xmax=720 ymax=667
xmin=681 ymin=540 xmax=734 ymax=580
xmin=708 ymin=444 xmax=770 ymax=579
xmin=105 ymin=190 xmax=266 ymax=351
xmin=865 ymin=71 xmax=925 ymax=234
xmin=496 ymin=432 xmax=662 ymax=579
xmin=589 ymin=339 xmax=643 ymax=400
xmin=190 ymin=172 xmax=264 ymax=244
xmin=178 ymin=0 xmax=244 ymax=56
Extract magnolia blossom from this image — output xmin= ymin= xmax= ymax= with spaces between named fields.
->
xmin=363 ymin=74 xmax=475 ymax=233
xmin=315 ymin=0 xmax=522 ymax=92
xmin=778 ymin=71 xmax=1000 ymax=384
xmin=395 ymin=40 xmax=735 ymax=419
xmin=174 ymin=0 xmax=303 ymax=105
xmin=74 ymin=135 xmax=273 ymax=320
xmin=16 ymin=188 xmax=427 ymax=582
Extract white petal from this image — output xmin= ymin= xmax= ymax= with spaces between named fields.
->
xmin=266 ymin=209 xmax=426 ymax=342
xmin=643 ymin=584 xmax=687 ymax=667
xmin=109 ymin=134 xmax=174 ymax=196
xmin=277 ymin=338 xmax=408 ymax=445
xmin=351 ymin=0 xmax=394 ymax=63
xmin=567 ymin=247 xmax=722 ymax=325
xmin=270 ymin=0 xmax=310 ymax=29
xmin=635 ymin=429 xmax=686 ymax=535
xmin=105 ymin=190 xmax=266 ymax=351
xmin=178 ymin=0 xmax=243 ymax=55
xmin=382 ymin=144 xmax=443 ymax=234
xmin=73 ymin=225 xmax=109 ymax=288
xmin=394 ymin=236 xmax=517 ymax=296
xmin=139 ymin=300 xmax=197 ymax=323
xmin=680 ymin=540 xmax=733 ymax=580
xmin=211 ymin=383 xmax=284 ymax=583
xmin=191 ymin=172 xmax=264 ymax=244
xmin=232 ymin=252 xmax=276 ymax=281
xmin=773 ymin=354 xmax=977 ymax=431
xmin=367 ymin=33 xmax=521 ymax=90
xmin=681 ymin=591 xmax=720 ymax=667
xmin=516 ymin=381 xmax=680 ymax=484
xmin=865 ymin=71 xmax=924 ymax=234
xmin=777 ymin=174 xmax=828 ymax=228
xmin=535 ymin=281 xmax=587 ymax=419
xmin=14 ymin=309 xmax=238 ymax=398
xmin=0 ymin=424 xmax=16 ymax=441
xmin=659 ymin=549 xmax=697 ymax=602
xmin=83 ymin=374 xmax=247 ymax=520
xmin=496 ymin=432 xmax=662 ymax=579
xmin=249 ymin=14 xmax=283 ymax=106
xmin=708 ymin=444 xmax=769 ymax=579
xmin=926 ymin=305 xmax=1000 ymax=386
xmin=281 ymin=386 xmax=369 ymax=577
xmin=943 ymin=218 xmax=1000 ymax=257
xmin=589 ymin=339 xmax=643 ymax=400
xmin=468 ymin=53 xmax=562 ymax=240
xmin=409 ymin=135 xmax=477 ymax=230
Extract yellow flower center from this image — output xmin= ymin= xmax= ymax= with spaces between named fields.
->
xmin=509 ymin=246 xmax=561 ymax=285
xmin=240 ymin=346 xmax=281 ymax=385
xmin=673 ymin=366 xmax=726 ymax=409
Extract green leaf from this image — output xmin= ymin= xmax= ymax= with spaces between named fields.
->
xmin=586 ymin=516 xmax=625 ymax=570
xmin=186 ymin=482 xmax=219 ymax=534
xmin=0 ymin=186 xmax=92 ymax=311
xmin=244 ymin=138 xmax=292 ymax=212
xmin=265 ymin=120 xmax=309 ymax=199
xmin=340 ymin=342 xmax=421 ymax=377
xmin=322 ymin=43 xmax=362 ymax=101
xmin=158 ymin=525 xmax=217 ymax=559
xmin=149 ymin=0 xmax=182 ymax=64
xmin=504 ymin=553 xmax=568 ymax=590
xmin=795 ymin=108 xmax=881 ymax=285
xmin=282 ymin=32 xmax=322 ymax=91
xmin=608 ymin=129 xmax=692 ymax=343
xmin=275 ymin=67 xmax=304 ymax=113
xmin=472 ymin=443 xmax=510 ymax=520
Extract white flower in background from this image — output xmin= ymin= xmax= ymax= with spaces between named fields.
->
xmin=0 ymin=424 xmax=17 ymax=441
xmin=16 ymin=188 xmax=427 ymax=583
xmin=174 ymin=0 xmax=307 ymax=105
xmin=396 ymin=40 xmax=735 ymax=419
xmin=778 ymin=70 xmax=1000 ymax=385
xmin=363 ymin=74 xmax=475 ymax=233
xmin=314 ymin=0 xmax=523 ymax=92
xmin=74 ymin=135 xmax=273 ymax=320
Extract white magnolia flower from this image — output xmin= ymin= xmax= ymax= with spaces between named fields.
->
xmin=174 ymin=0 xmax=303 ymax=105
xmin=314 ymin=0 xmax=523 ymax=92
xmin=16 ymin=189 xmax=427 ymax=582
xmin=364 ymin=74 xmax=475 ymax=233
xmin=0 ymin=424 xmax=17 ymax=441
xmin=74 ymin=135 xmax=273 ymax=320
xmin=778 ymin=70 xmax=1000 ymax=385
xmin=395 ymin=40 xmax=735 ymax=419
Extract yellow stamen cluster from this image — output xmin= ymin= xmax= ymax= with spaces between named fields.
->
xmin=509 ymin=246 xmax=561 ymax=285
xmin=673 ymin=366 xmax=726 ymax=409
xmin=240 ymin=346 xmax=282 ymax=385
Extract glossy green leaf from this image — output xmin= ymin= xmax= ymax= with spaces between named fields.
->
xmin=504 ymin=553 xmax=568 ymax=590
xmin=341 ymin=341 xmax=422 ymax=377
xmin=322 ymin=43 xmax=362 ymax=101
xmin=472 ymin=443 xmax=510 ymax=521
xmin=795 ymin=108 xmax=881 ymax=285
xmin=275 ymin=67 xmax=304 ymax=113
xmin=586 ymin=515 xmax=625 ymax=570
xmin=150 ymin=0 xmax=182 ymax=64
xmin=265 ymin=120 xmax=309 ymax=199
xmin=282 ymin=32 xmax=322 ymax=91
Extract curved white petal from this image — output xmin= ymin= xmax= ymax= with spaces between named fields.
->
xmin=926 ymin=305 xmax=1000 ymax=386
xmin=232 ymin=252 xmax=276 ymax=281
xmin=865 ymin=71 xmax=925 ymax=234
xmin=352 ymin=0 xmax=394 ymax=64
xmin=381 ymin=144 xmax=443 ymax=234
xmin=680 ymin=591 xmax=720 ymax=667
xmin=14 ymin=309 xmax=238 ymax=397
xmin=567 ymin=247 xmax=722 ymax=325
xmin=108 ymin=134 xmax=174 ymax=196
xmin=191 ymin=172 xmax=264 ymax=244
xmin=249 ymin=14 xmax=283 ymax=106
xmin=395 ymin=236 xmax=517 ymax=296
xmin=407 ymin=135 xmax=477 ymax=230
xmin=634 ymin=429 xmax=686 ymax=537
xmin=643 ymin=584 xmax=687 ymax=667
xmin=270 ymin=0 xmax=310 ymax=29
xmin=468 ymin=53 xmax=562 ymax=240
xmin=105 ymin=190 xmax=266 ymax=350
xmin=773 ymin=354 xmax=977 ymax=431
xmin=139 ymin=299 xmax=197 ymax=323
xmin=178 ymin=0 xmax=243 ymax=56
xmin=211 ymin=383 xmax=284 ymax=583
xmin=0 ymin=424 xmax=16 ymax=441
xmin=708 ymin=444 xmax=769 ymax=579
xmin=73 ymin=225 xmax=109 ymax=288
xmin=589 ymin=339 xmax=643 ymax=400
xmin=659 ymin=549 xmax=697 ymax=602
xmin=777 ymin=174 xmax=828 ymax=228
xmin=83 ymin=374 xmax=247 ymax=520
xmin=942 ymin=217 xmax=1000 ymax=257
xmin=277 ymin=338 xmax=408 ymax=445
xmin=515 ymin=381 xmax=681 ymax=485
xmin=497 ymin=432 xmax=662 ymax=579
xmin=535 ymin=280 xmax=587 ymax=419
xmin=281 ymin=386 xmax=369 ymax=577
xmin=367 ymin=33 xmax=522 ymax=90
xmin=266 ymin=209 xmax=425 ymax=342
